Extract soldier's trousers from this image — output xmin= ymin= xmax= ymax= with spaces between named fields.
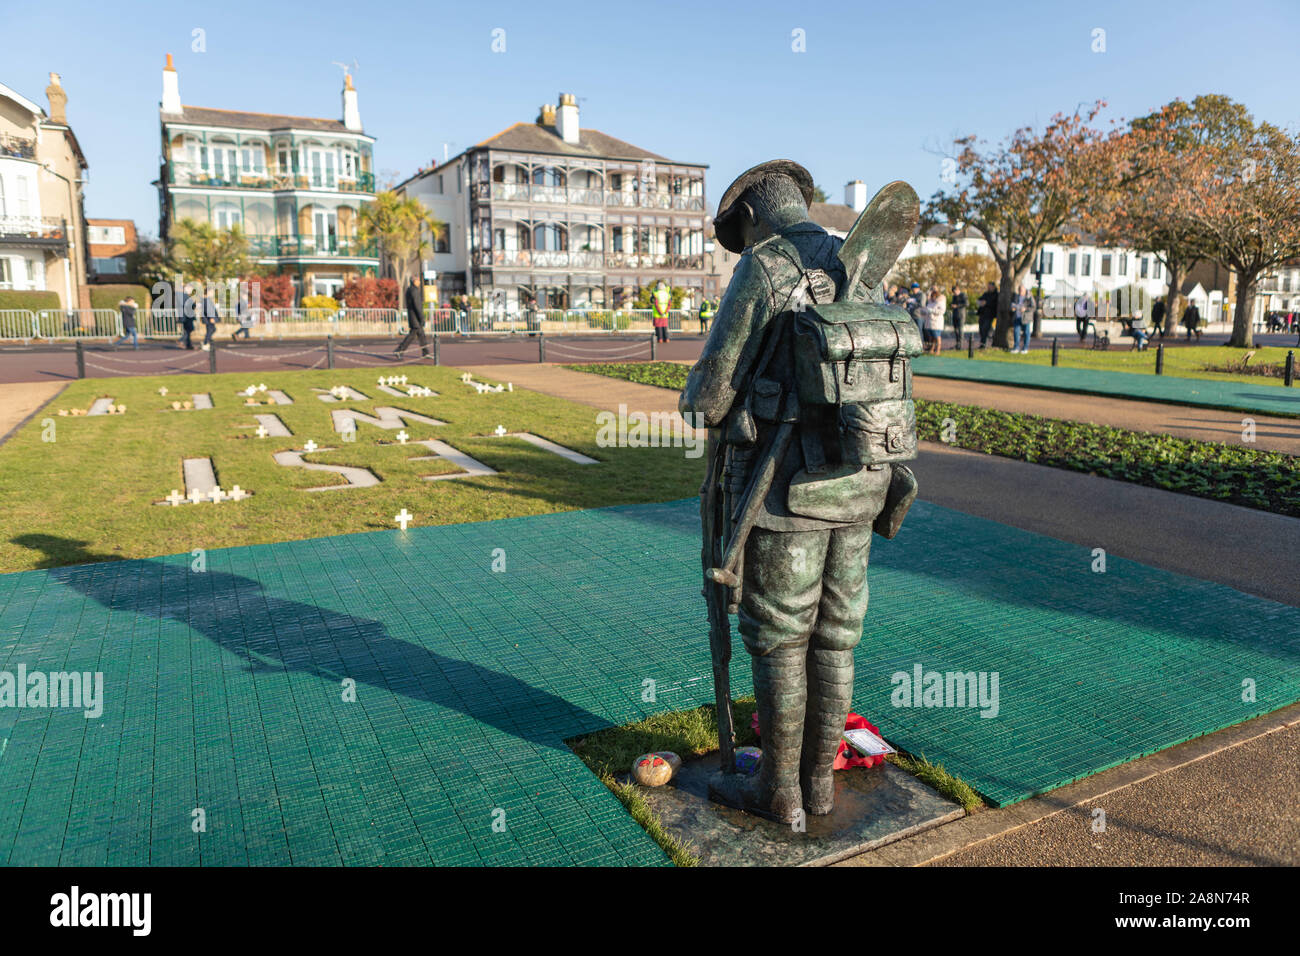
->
xmin=737 ymin=523 xmax=875 ymax=658
xmin=737 ymin=523 xmax=876 ymax=808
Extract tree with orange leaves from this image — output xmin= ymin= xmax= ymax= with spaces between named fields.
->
xmin=1087 ymin=96 xmax=1254 ymax=339
xmin=1189 ymin=121 xmax=1300 ymax=348
xmin=926 ymin=102 xmax=1113 ymax=349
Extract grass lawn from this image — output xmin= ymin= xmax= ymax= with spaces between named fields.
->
xmin=565 ymin=362 xmax=1300 ymax=518
xmin=955 ymin=342 xmax=1297 ymax=386
xmin=0 ymin=365 xmax=703 ymax=573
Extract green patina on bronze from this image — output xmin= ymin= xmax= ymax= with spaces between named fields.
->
xmin=680 ymin=162 xmax=922 ymax=823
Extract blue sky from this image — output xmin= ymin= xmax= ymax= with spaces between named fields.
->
xmin=6 ymin=0 xmax=1299 ymax=233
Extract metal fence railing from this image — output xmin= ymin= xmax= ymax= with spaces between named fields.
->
xmin=0 ymin=306 xmax=703 ymax=342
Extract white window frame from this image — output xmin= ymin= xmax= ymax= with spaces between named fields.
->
xmin=312 ymin=209 xmax=338 ymax=251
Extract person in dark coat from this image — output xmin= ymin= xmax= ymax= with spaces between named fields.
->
xmin=1151 ymin=298 xmax=1166 ymax=338
xmin=200 ymin=290 xmax=220 ymax=349
xmin=395 ymin=277 xmax=430 ymax=357
xmin=178 ymin=285 xmax=196 ymax=349
xmin=1182 ymin=301 xmax=1202 ymax=340
xmin=231 ymin=291 xmax=254 ymax=341
xmin=976 ymin=281 xmax=997 ymax=348
xmin=950 ymin=285 xmax=967 ymax=347
xmin=112 ymin=296 xmax=139 ymax=349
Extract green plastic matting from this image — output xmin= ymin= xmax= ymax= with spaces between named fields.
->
xmin=1 ymin=498 xmax=1297 ymax=865
xmin=914 ymin=355 xmax=1300 ymax=417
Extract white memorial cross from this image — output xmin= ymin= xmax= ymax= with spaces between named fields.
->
xmin=209 ymin=486 xmax=226 ymax=504
xmin=229 ymin=485 xmax=247 ymax=501
xmin=494 ymin=425 xmax=507 ymax=437
xmin=255 ymin=425 xmax=268 ymax=439
xmin=188 ymin=487 xmax=206 ymax=505
xmin=158 ymin=386 xmax=168 ymax=396
xmin=395 ymin=430 xmax=409 ymax=444
xmin=303 ymin=439 xmax=318 ymax=453
xmin=166 ymin=489 xmax=184 ymax=507
xmin=394 ymin=508 xmax=413 ymax=530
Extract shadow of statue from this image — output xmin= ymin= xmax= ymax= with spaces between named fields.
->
xmin=12 ymin=533 xmax=609 ymax=752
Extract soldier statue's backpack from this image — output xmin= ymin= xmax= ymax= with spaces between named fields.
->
xmin=737 ymin=252 xmax=922 ymax=533
xmin=790 ymin=299 xmax=923 ymax=467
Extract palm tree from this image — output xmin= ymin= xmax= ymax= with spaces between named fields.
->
xmin=357 ymin=192 xmax=444 ymax=289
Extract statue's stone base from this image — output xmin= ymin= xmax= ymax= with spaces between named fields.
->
xmin=634 ymin=753 xmax=963 ymax=866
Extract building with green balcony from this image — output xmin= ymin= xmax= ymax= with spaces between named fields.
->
xmin=154 ymin=55 xmax=378 ymax=300
xmin=395 ymin=93 xmax=708 ymax=311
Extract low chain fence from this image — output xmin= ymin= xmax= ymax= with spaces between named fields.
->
xmin=0 ymin=307 xmax=699 ymax=342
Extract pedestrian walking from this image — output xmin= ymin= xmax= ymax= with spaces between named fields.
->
xmin=950 ymin=285 xmax=967 ymax=347
xmin=1151 ymin=298 xmax=1166 ymax=338
xmin=394 ymin=277 xmax=430 ymax=357
xmin=112 ymin=296 xmax=139 ymax=349
xmin=1073 ymin=294 xmax=1092 ymax=342
xmin=1182 ymin=301 xmax=1202 ymax=341
xmin=200 ymin=289 xmax=220 ymax=350
xmin=976 ymin=281 xmax=997 ymax=348
xmin=1011 ymin=285 xmax=1035 ymax=353
xmin=231 ymin=291 xmax=254 ymax=341
xmin=178 ymin=285 xmax=196 ymax=350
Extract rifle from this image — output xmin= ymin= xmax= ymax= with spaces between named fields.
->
xmin=700 ymin=427 xmax=736 ymax=774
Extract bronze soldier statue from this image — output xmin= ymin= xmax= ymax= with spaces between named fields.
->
xmin=681 ymin=160 xmax=921 ymax=823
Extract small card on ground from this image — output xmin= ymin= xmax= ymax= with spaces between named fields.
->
xmin=844 ymin=727 xmax=896 ymax=758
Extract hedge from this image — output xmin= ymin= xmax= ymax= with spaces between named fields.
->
xmin=0 ymin=290 xmax=61 ymax=312
xmin=89 ymin=284 xmax=151 ymax=312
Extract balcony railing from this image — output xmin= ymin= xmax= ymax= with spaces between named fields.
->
xmin=474 ymin=248 xmax=702 ymax=271
xmin=247 ymin=234 xmax=378 ymax=259
xmin=480 ymin=183 xmax=704 ymax=211
xmin=168 ymin=163 xmax=375 ymax=194
xmin=0 ymin=134 xmax=37 ymax=160
xmin=0 ymin=216 xmax=67 ymax=240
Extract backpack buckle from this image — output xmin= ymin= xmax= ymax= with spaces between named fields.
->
xmin=844 ymin=325 xmax=856 ymax=386
xmin=889 ymin=322 xmax=903 ymax=382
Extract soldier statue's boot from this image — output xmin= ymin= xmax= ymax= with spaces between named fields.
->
xmin=709 ymin=645 xmax=806 ymax=823
xmin=800 ymin=647 xmax=855 ymax=815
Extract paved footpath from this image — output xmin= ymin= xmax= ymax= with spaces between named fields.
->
xmin=0 ymin=382 xmax=63 ymax=445
xmin=914 ymin=355 xmax=1300 ymax=418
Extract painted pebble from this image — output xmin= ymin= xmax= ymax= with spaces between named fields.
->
xmin=631 ymin=751 xmax=682 ymax=787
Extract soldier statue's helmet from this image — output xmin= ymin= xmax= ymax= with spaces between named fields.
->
xmin=713 ymin=159 xmax=815 ymax=254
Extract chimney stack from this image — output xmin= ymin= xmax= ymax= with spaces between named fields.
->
xmin=161 ymin=54 xmax=182 ymax=115
xmin=557 ymin=93 xmax=580 ymax=145
xmin=845 ymin=180 xmax=867 ymax=213
xmin=538 ymin=103 xmax=556 ymax=127
xmin=342 ymin=72 xmax=362 ymax=131
xmin=45 ymin=72 xmax=68 ymax=124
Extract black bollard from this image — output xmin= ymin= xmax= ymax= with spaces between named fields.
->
xmin=1155 ymin=343 xmax=1164 ymax=376
xmin=326 ymin=334 xmax=335 ymax=369
xmin=1051 ymin=337 xmax=1059 ymax=366
xmin=538 ymin=336 xmax=546 ymax=363
xmin=1286 ymin=350 xmax=1296 ymax=387
xmin=209 ymin=342 xmax=217 ymax=373
xmin=75 ymin=339 xmax=85 ymax=379
xmin=650 ymin=332 xmax=658 ymax=360
xmin=432 ymin=334 xmax=440 ymax=366
xmin=967 ymin=334 xmax=974 ymax=358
